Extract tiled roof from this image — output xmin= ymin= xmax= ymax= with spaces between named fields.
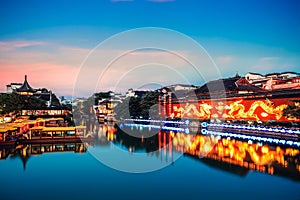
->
xmin=16 ymin=75 xmax=36 ymax=93
xmin=195 ymin=77 xmax=262 ymax=94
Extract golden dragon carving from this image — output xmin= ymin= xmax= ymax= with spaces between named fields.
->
xmin=225 ymin=99 xmax=287 ymax=120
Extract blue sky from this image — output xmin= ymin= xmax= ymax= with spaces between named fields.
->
xmin=0 ymin=0 xmax=299 ymax=96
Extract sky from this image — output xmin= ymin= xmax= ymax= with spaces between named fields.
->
xmin=0 ymin=0 xmax=299 ymax=97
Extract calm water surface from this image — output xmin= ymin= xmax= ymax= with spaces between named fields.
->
xmin=0 ymin=122 xmax=299 ymax=200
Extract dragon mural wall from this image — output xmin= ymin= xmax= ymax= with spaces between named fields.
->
xmin=164 ymin=98 xmax=299 ymax=122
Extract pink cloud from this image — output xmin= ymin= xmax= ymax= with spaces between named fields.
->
xmin=0 ymin=61 xmax=79 ymax=96
xmin=0 ymin=40 xmax=47 ymax=51
xmin=0 ymin=38 xmax=205 ymax=96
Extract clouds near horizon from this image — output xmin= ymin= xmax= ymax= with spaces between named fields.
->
xmin=0 ymin=1 xmax=299 ymax=96
xmin=1 ymin=36 xmax=299 ymax=96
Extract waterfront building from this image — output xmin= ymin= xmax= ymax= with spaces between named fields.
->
xmin=193 ymin=74 xmax=263 ymax=97
xmin=262 ymin=76 xmax=300 ymax=90
xmin=21 ymin=108 xmax=68 ymax=116
xmin=0 ymin=117 xmax=87 ymax=144
xmin=159 ymin=72 xmax=300 ymax=122
xmin=6 ymin=75 xmax=53 ymax=105
xmin=28 ymin=126 xmax=86 ymax=140
xmin=95 ymin=98 xmax=122 ymax=122
xmin=245 ymin=72 xmax=300 ymax=89
xmin=3 ymin=75 xmax=70 ymax=117
xmin=7 ymin=75 xmax=40 ymax=96
xmin=0 ymin=126 xmax=17 ymax=142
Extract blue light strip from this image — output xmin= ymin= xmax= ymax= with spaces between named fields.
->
xmin=123 ymin=123 xmax=161 ymax=129
xmin=123 ymin=118 xmax=186 ymax=125
xmin=201 ymin=129 xmax=300 ymax=147
xmin=121 ymin=123 xmax=187 ymax=132
xmin=206 ymin=123 xmax=300 ymax=134
xmin=120 ymin=123 xmax=299 ymax=146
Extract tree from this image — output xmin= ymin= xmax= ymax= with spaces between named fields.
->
xmin=0 ymin=92 xmax=62 ymax=116
xmin=114 ymin=91 xmax=159 ymax=120
xmin=21 ymin=95 xmax=47 ymax=110
xmin=283 ymin=101 xmax=300 ymax=119
xmin=114 ymin=97 xmax=131 ymax=119
xmin=94 ymin=92 xmax=112 ymax=105
xmin=0 ymin=92 xmax=22 ymax=115
xmin=139 ymin=91 xmax=159 ymax=118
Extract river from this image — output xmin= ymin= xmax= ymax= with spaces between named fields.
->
xmin=0 ymin=121 xmax=299 ymax=200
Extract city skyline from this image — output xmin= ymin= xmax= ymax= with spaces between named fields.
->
xmin=0 ymin=0 xmax=299 ymax=96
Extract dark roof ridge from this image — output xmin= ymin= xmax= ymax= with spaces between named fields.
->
xmin=16 ymin=75 xmax=36 ymax=93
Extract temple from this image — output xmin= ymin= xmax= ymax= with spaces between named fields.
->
xmin=4 ymin=75 xmax=69 ymax=117
xmin=16 ymin=75 xmax=36 ymax=95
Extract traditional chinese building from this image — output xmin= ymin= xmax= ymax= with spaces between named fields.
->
xmin=16 ymin=75 xmax=36 ymax=95
xmin=245 ymin=72 xmax=300 ymax=90
xmin=159 ymin=72 xmax=300 ymax=122
xmin=6 ymin=83 xmax=23 ymax=93
xmin=4 ymin=75 xmax=70 ymax=117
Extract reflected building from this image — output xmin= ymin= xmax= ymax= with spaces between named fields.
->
xmin=108 ymin=123 xmax=300 ymax=181
xmin=0 ymin=142 xmax=89 ymax=170
xmin=171 ymin=132 xmax=300 ymax=181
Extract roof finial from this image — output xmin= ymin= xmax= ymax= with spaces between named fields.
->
xmin=25 ymin=75 xmax=27 ymax=81
xmin=235 ymin=71 xmax=240 ymax=78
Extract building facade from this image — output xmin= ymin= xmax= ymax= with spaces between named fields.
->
xmin=159 ymin=73 xmax=300 ymax=122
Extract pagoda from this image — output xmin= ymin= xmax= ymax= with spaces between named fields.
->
xmin=16 ymin=75 xmax=36 ymax=95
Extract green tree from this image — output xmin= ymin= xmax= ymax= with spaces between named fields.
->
xmin=21 ymin=95 xmax=47 ymax=110
xmin=0 ymin=92 xmax=22 ymax=115
xmin=139 ymin=91 xmax=159 ymax=118
xmin=0 ymin=92 xmax=63 ymax=116
xmin=114 ymin=91 xmax=159 ymax=120
xmin=283 ymin=101 xmax=300 ymax=119
xmin=94 ymin=92 xmax=112 ymax=105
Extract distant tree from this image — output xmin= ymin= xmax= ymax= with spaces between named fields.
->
xmin=72 ymin=96 xmax=95 ymax=123
xmin=114 ymin=97 xmax=131 ymax=119
xmin=283 ymin=101 xmax=300 ymax=119
xmin=21 ymin=95 xmax=47 ymax=110
xmin=94 ymin=92 xmax=112 ymax=105
xmin=83 ymin=96 xmax=95 ymax=115
xmin=114 ymin=91 xmax=159 ymax=119
xmin=0 ymin=92 xmax=22 ymax=115
xmin=139 ymin=91 xmax=159 ymax=118
xmin=0 ymin=91 xmax=63 ymax=116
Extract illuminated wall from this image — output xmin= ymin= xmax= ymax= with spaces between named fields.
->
xmin=172 ymin=132 xmax=300 ymax=174
xmin=161 ymin=98 xmax=300 ymax=122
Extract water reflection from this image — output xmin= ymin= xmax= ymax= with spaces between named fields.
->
xmin=1 ymin=121 xmax=300 ymax=181
xmin=111 ymin=122 xmax=300 ymax=180
xmin=173 ymin=132 xmax=300 ymax=180
xmin=0 ymin=143 xmax=88 ymax=170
